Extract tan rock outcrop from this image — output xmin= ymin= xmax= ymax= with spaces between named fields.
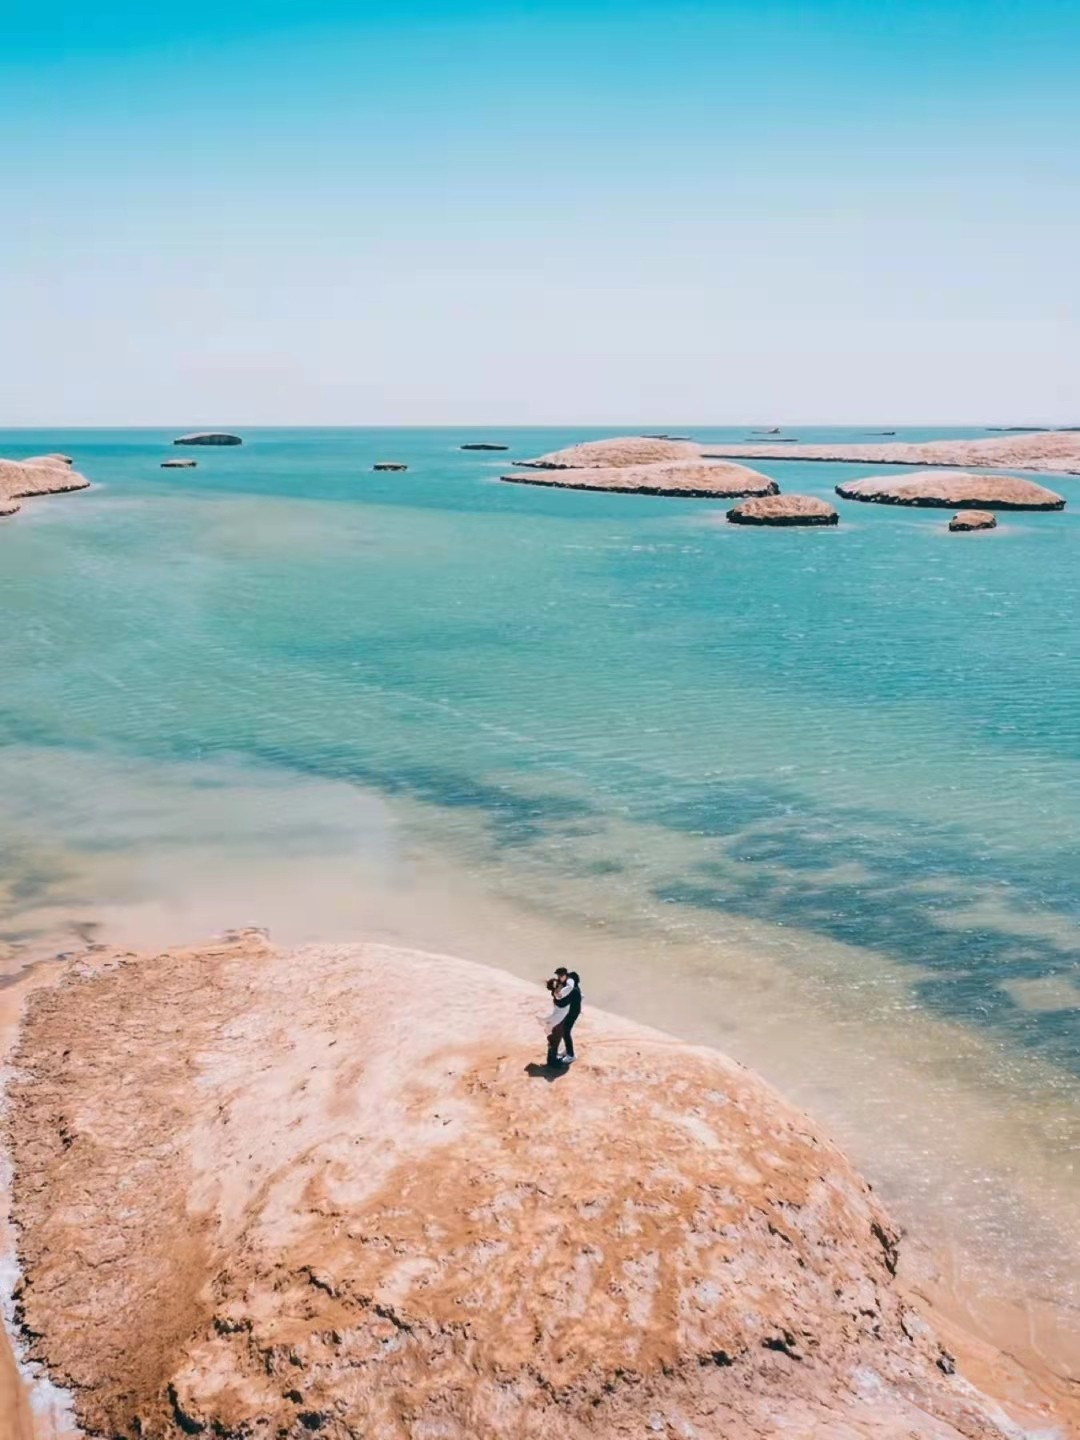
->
xmin=501 ymin=460 xmax=778 ymax=498
xmin=516 ymin=436 xmax=702 ymax=469
xmin=727 ymin=494 xmax=838 ymax=526
xmin=161 ymin=459 xmax=198 ymax=468
xmin=835 ymin=471 xmax=1064 ymax=511
xmin=517 ymin=431 xmax=1080 ymax=478
xmin=701 ymin=430 xmax=1080 ymax=476
xmin=19 ymin=454 xmax=73 ymax=468
xmin=8 ymin=935 xmax=1020 ymax=1440
xmin=949 ymin=511 xmax=998 ymax=532
xmin=0 ymin=457 xmax=90 ymax=520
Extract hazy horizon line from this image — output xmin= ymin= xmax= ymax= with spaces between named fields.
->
xmin=3 ymin=420 xmax=1076 ymax=433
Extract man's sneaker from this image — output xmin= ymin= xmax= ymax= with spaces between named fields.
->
xmin=562 ymin=1054 xmax=576 ymax=1063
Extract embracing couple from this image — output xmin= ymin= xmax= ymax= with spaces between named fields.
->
xmin=543 ymin=967 xmax=582 ymax=1068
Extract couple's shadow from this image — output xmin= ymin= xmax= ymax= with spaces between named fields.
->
xmin=524 ymin=1062 xmax=570 ymax=1083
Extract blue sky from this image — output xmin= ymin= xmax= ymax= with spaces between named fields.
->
xmin=2 ymin=1 xmax=1078 ymax=424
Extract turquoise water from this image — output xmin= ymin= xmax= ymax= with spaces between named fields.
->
xmin=2 ymin=427 xmax=1079 ymax=1314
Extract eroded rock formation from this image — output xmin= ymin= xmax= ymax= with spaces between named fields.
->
xmin=516 ymin=436 xmax=702 ymax=469
xmin=0 ymin=457 xmax=90 ymax=520
xmin=727 ymin=495 xmax=838 ymax=526
xmin=700 ymin=431 xmax=1080 ymax=476
xmin=948 ymin=511 xmax=998 ymax=532
xmin=835 ymin=471 xmax=1065 ymax=511
xmin=501 ymin=460 xmax=778 ymax=499
xmin=8 ymin=935 xmax=1020 ymax=1440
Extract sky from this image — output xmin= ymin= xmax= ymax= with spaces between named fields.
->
xmin=2 ymin=0 xmax=1079 ymax=425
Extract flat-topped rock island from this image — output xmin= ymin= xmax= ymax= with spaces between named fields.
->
xmin=949 ymin=510 xmax=998 ymax=532
xmin=514 ymin=435 xmax=703 ymax=469
xmin=699 ymin=429 xmax=1080 ymax=476
xmin=502 ymin=458 xmax=778 ymax=498
xmin=835 ymin=471 xmax=1065 ymax=511
xmin=728 ymin=494 xmax=839 ymax=526
xmin=502 ymin=437 xmax=777 ymax=498
xmin=173 ymin=432 xmax=243 ymax=446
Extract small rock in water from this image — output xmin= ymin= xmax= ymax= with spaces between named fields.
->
xmin=373 ymin=462 xmax=408 ymax=472
xmin=948 ymin=510 xmax=997 ymax=532
xmin=727 ymin=494 xmax=838 ymax=527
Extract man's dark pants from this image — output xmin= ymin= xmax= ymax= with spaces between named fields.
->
xmin=546 ymin=1021 xmax=565 ymax=1067
xmin=562 ymin=1012 xmax=578 ymax=1059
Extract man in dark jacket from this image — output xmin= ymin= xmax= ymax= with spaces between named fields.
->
xmin=553 ymin=967 xmax=582 ymax=1063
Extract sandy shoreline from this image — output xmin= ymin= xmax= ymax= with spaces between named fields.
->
xmin=1 ymin=931 xmax=1077 ymax=1438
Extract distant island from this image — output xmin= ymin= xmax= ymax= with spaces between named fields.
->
xmin=173 ymin=433 xmax=243 ymax=447
xmin=701 ymin=429 xmax=1080 ymax=475
xmin=502 ymin=457 xmax=778 ymax=498
xmin=835 ymin=471 xmax=1065 ymax=511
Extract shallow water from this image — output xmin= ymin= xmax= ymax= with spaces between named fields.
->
xmin=1 ymin=426 xmax=1078 ymax=1335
